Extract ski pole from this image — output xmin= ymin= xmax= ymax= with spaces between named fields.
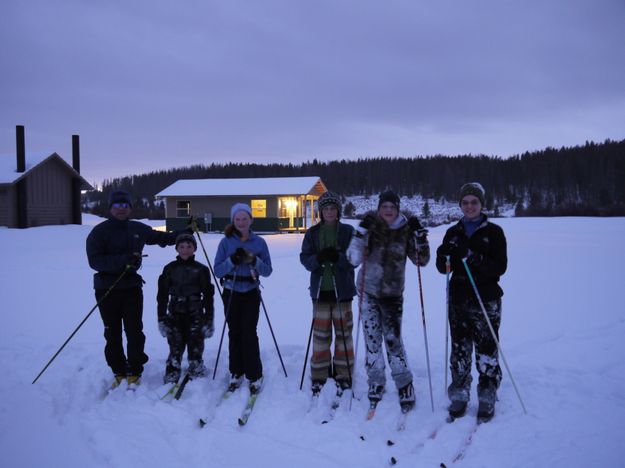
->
xmin=299 ymin=279 xmax=322 ymax=391
xmin=212 ymin=271 xmax=236 ymax=379
xmin=352 ymin=248 xmax=367 ymax=407
xmin=32 ymin=264 xmax=133 ymax=384
xmin=331 ymin=273 xmax=354 ymax=409
xmin=250 ymin=269 xmax=288 ymax=378
xmin=445 ymin=255 xmax=451 ymax=393
xmin=462 ymin=258 xmax=527 ymax=414
xmin=193 ymin=225 xmax=223 ymax=298
xmin=415 ymin=244 xmax=435 ymax=412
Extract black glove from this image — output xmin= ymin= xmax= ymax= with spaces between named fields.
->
xmin=317 ymin=247 xmax=339 ymax=264
xmin=407 ymin=216 xmax=423 ymax=232
xmin=467 ymin=251 xmax=484 ymax=268
xmin=128 ymin=252 xmax=143 ymax=269
xmin=359 ymin=214 xmax=377 ymax=230
xmin=440 ymin=239 xmax=465 ymax=259
xmin=230 ymin=248 xmax=244 ymax=265
xmin=241 ymin=249 xmax=257 ymax=265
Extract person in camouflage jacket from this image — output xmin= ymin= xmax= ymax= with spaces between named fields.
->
xmin=347 ymin=190 xmax=429 ymax=410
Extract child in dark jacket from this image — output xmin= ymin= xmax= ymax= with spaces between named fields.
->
xmin=157 ymin=233 xmax=215 ymax=383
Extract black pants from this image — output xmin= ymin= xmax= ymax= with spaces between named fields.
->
xmin=223 ymin=288 xmax=262 ymax=381
xmin=166 ymin=306 xmax=205 ymax=375
xmin=448 ymin=297 xmax=502 ymax=405
xmin=96 ymin=287 xmax=148 ymax=376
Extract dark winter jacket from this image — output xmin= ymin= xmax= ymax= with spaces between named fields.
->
xmin=435 ymin=215 xmax=507 ymax=303
xmin=86 ymin=217 xmax=180 ymax=290
xmin=347 ymin=213 xmax=430 ymax=299
xmin=299 ymin=222 xmax=356 ymax=301
xmin=156 ymin=255 xmax=215 ymax=322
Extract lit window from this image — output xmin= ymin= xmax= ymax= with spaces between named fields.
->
xmin=251 ymin=199 xmax=266 ymax=218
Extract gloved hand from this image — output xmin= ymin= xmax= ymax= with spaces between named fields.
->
xmin=317 ymin=247 xmax=339 ymax=264
xmin=407 ymin=216 xmax=423 ymax=232
xmin=359 ymin=214 xmax=377 ymax=230
xmin=240 ymin=248 xmax=257 ymax=265
xmin=158 ymin=319 xmax=171 ymax=338
xmin=128 ymin=252 xmax=143 ymax=269
xmin=467 ymin=250 xmax=484 ymax=268
xmin=439 ymin=239 xmax=465 ymax=259
xmin=230 ymin=248 xmax=245 ymax=265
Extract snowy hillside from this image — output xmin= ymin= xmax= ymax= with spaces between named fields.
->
xmin=344 ymin=195 xmax=516 ymax=225
xmin=0 ymin=216 xmax=624 ymax=467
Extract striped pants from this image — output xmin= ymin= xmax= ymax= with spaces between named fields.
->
xmin=310 ymin=299 xmax=354 ymax=386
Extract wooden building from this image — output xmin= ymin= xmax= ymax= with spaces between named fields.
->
xmin=156 ymin=176 xmax=328 ymax=232
xmin=0 ymin=126 xmax=93 ymax=228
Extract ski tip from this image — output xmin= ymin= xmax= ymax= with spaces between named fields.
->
xmin=386 ymin=439 xmax=395 ymax=446
xmin=321 ymin=420 xmax=329 ymax=425
xmin=238 ymin=418 xmax=246 ymax=426
xmin=390 ymin=456 xmax=397 ymax=465
xmin=440 ymin=464 xmax=448 ymax=468
xmin=359 ymin=435 xmax=365 ymax=441
xmin=199 ymin=418 xmax=207 ymax=428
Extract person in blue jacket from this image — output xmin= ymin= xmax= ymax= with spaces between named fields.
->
xmin=299 ymin=191 xmax=356 ymax=397
xmin=214 ymin=203 xmax=273 ymax=395
xmin=86 ymin=190 xmax=188 ymax=387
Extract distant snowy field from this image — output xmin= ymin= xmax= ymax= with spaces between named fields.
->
xmin=1 ymin=215 xmax=624 ymax=467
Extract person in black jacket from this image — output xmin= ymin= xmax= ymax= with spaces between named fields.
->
xmin=300 ymin=191 xmax=356 ymax=396
xmin=86 ymin=190 xmax=187 ymax=387
xmin=156 ymin=233 xmax=215 ymax=383
xmin=436 ymin=182 xmax=508 ymax=422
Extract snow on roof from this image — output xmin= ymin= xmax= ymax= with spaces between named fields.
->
xmin=0 ymin=152 xmax=55 ymax=184
xmin=156 ymin=176 xmax=326 ymax=197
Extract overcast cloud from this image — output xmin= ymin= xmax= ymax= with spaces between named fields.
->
xmin=1 ymin=0 xmax=624 ymax=183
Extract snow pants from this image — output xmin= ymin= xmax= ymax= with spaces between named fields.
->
xmin=448 ymin=298 xmax=502 ymax=405
xmin=362 ymin=294 xmax=413 ymax=390
xmin=165 ymin=301 xmax=206 ymax=379
xmin=96 ymin=287 xmax=148 ymax=376
xmin=310 ymin=299 xmax=354 ymax=386
xmin=223 ymin=288 xmax=262 ymax=381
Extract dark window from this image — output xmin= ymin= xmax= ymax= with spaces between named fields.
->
xmin=176 ymin=200 xmax=190 ymax=217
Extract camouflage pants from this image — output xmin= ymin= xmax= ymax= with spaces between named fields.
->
xmin=362 ymin=294 xmax=413 ymax=390
xmin=448 ymin=298 xmax=502 ymax=405
xmin=310 ymin=299 xmax=354 ymax=386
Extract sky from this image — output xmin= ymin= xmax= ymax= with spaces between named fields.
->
xmin=1 ymin=0 xmax=624 ymax=184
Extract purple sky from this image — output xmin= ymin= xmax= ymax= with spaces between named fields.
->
xmin=1 ymin=0 xmax=624 ymax=184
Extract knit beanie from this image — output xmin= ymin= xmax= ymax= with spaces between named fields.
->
xmin=175 ymin=233 xmax=197 ymax=250
xmin=378 ymin=190 xmax=400 ymax=209
xmin=230 ymin=203 xmax=253 ymax=222
xmin=459 ymin=182 xmax=486 ymax=206
xmin=318 ymin=191 xmax=342 ymax=218
xmin=108 ymin=190 xmax=132 ymax=208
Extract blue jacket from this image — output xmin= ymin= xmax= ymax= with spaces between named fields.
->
xmin=300 ymin=222 xmax=356 ymax=301
xmin=86 ymin=217 xmax=179 ymax=290
xmin=214 ymin=231 xmax=272 ymax=293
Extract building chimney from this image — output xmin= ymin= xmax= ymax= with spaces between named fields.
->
xmin=16 ymin=125 xmax=25 ymax=172
xmin=72 ymin=134 xmax=80 ymax=173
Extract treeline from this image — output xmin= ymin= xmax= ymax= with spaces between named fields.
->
xmin=85 ymin=139 xmax=625 ymax=218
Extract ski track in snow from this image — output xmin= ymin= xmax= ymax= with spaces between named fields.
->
xmin=1 ymin=216 xmax=624 ymax=467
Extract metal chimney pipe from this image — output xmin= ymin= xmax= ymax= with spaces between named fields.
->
xmin=16 ymin=125 xmax=25 ymax=172
xmin=72 ymin=134 xmax=80 ymax=173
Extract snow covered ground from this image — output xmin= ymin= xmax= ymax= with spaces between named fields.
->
xmin=1 ymin=215 xmax=624 ymax=467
